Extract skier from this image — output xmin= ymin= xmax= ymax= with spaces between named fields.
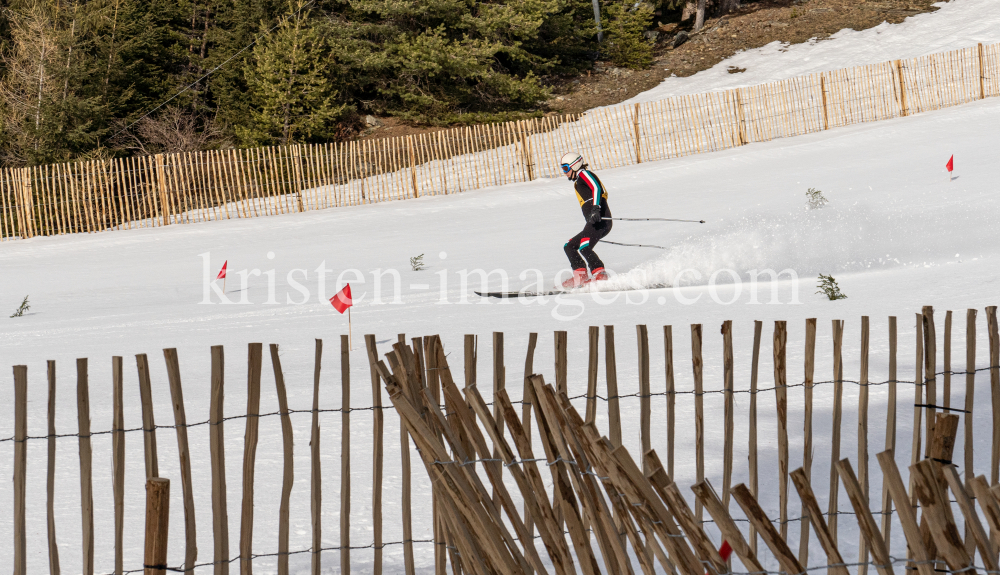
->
xmin=559 ymin=152 xmax=612 ymax=288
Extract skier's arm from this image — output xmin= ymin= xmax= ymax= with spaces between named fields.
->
xmin=578 ymin=171 xmax=601 ymax=208
xmin=576 ymin=173 xmax=602 ymax=224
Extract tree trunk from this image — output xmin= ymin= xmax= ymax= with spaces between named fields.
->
xmin=694 ymin=0 xmax=706 ymax=32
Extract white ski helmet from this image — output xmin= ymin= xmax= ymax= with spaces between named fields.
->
xmin=560 ymin=152 xmax=584 ymax=177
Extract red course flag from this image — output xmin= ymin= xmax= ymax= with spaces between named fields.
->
xmin=330 ymin=284 xmax=353 ymax=314
xmin=719 ymin=541 xmax=732 ymax=561
xmin=216 ymin=260 xmax=228 ymax=280
xmin=946 ymin=155 xmax=954 ymax=173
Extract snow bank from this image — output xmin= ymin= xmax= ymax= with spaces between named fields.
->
xmin=622 ymin=0 xmax=1000 ymax=103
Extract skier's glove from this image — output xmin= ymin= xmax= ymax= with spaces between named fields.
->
xmin=587 ymin=207 xmax=603 ymax=225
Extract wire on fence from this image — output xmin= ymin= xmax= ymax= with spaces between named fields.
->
xmin=0 ymin=364 xmax=990 ymax=445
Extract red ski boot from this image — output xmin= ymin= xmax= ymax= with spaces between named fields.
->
xmin=561 ymin=268 xmax=589 ymax=289
xmin=582 ymin=268 xmax=610 ymax=285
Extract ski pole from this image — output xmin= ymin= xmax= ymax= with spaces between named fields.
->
xmin=603 ymin=240 xmax=667 ymax=250
xmin=604 ymin=217 xmax=705 ymax=223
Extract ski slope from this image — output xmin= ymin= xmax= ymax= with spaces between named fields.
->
xmin=1 ymin=3 xmax=1000 ymax=573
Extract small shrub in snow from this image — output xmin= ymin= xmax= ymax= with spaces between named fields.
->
xmin=410 ymin=254 xmax=426 ymax=271
xmin=10 ymin=296 xmax=30 ymax=318
xmin=816 ymin=275 xmax=847 ymax=300
xmin=806 ymin=187 xmax=828 ymax=210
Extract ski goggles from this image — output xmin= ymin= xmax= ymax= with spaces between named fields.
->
xmin=561 ymin=164 xmax=573 ymax=174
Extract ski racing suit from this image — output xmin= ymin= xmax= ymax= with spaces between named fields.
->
xmin=564 ymin=168 xmax=612 ymax=271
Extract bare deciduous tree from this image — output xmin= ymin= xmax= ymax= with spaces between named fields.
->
xmin=0 ymin=4 xmax=62 ymax=165
xmin=114 ymin=106 xmax=230 ymax=156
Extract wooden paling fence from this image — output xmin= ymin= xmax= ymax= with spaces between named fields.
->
xmin=2 ymin=42 xmax=1000 ymax=241
xmin=8 ymin=304 xmax=1000 ymax=574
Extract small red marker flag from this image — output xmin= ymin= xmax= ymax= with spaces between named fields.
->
xmin=216 ymin=260 xmax=228 ymax=280
xmin=706 ymin=541 xmax=733 ymax=575
xmin=946 ymin=155 xmax=954 ymax=173
xmin=330 ymin=284 xmax=352 ymax=314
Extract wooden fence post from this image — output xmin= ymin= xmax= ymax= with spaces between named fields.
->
xmin=155 ymin=154 xmax=170 ymax=225
xmin=240 ymin=343 xmax=263 ymax=575
xmin=979 ymin=43 xmax=986 ymax=100
xmin=800 ymin=318 xmax=817 ymax=566
xmin=858 ymin=316 xmax=870 ymax=575
xmin=638 ymin=325 xmax=651 ymax=473
xmin=366 ymin=334 xmax=384 ymax=575
xmin=722 ymin=321 xmax=734 ymax=509
xmin=407 ymin=135 xmax=419 ymax=198
xmin=292 ymin=145 xmax=305 ymax=212
xmin=908 ymin=313 xmax=924 ymax=541
xmin=877 ymin=451 xmax=935 ymax=575
xmin=144 ymin=478 xmax=171 ymax=575
xmin=665 ymin=325 xmax=675 ymax=479
xmin=829 ymin=320 xmax=844 ymax=545
xmin=821 ymin=74 xmax=830 ymax=130
xmin=633 ymin=103 xmax=642 ymax=163
xmin=605 ymin=325 xmax=622 ymax=448
xmin=988 ymin=305 xmax=1000 ymax=485
xmin=314 ymin=339 xmax=325 ymax=575
xmin=19 ymin=168 xmax=34 ymax=238
xmin=78 ymin=358 xmax=95 ymax=575
xmin=341 ymin=335 xmax=351 ymax=573
xmin=14 ymin=365 xmax=27 ymax=575
xmin=837 ymin=459 xmax=895 ymax=575
xmin=692 ymin=480 xmax=765 ymax=575
xmin=895 ymin=60 xmax=909 ymax=117
xmin=210 ymin=345 xmax=230 ymax=575
xmin=732 ymin=484 xmax=806 ymax=575
xmin=923 ymin=306 xmax=937 ymax=459
xmin=773 ymin=321 xmax=789 ymax=539
xmin=748 ymin=320 xmax=762 ymax=555
xmin=692 ymin=323 xmax=705 ymax=523
xmin=270 ymin=344 xmax=295 ymax=575
xmin=944 ymin=311 xmax=952 ymax=409
xmin=555 ymin=330 xmax=567 ymax=397
xmin=966 ymin=310 xmax=981 ymax=553
xmin=586 ymin=326 xmax=599 ymax=424
xmin=113 ymin=356 xmax=126 ymax=575
xmin=521 ymin=332 xmax=538 ymax=543
xmin=910 ymin=459 xmax=974 ymax=574
xmin=520 ymin=129 xmax=535 ymax=181
xmin=733 ymin=89 xmax=748 ymax=145
xmin=493 ymin=331 xmax=505 ymax=508
xmin=136 ymin=354 xmax=159 ymax=479
xmin=402 ymin=335 xmax=416 ymax=575
xmin=790 ymin=468 xmax=850 ymax=575
xmin=163 ymin=349 xmax=198 ymax=574
xmin=46 ymin=361 xmax=62 ymax=575
xmin=881 ymin=317 xmax=898 ymax=548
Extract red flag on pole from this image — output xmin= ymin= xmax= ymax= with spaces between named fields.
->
xmin=946 ymin=155 xmax=954 ymax=173
xmin=216 ymin=261 xmax=228 ymax=280
xmin=330 ymin=284 xmax=352 ymax=314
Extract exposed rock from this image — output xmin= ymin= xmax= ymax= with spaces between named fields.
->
xmin=364 ymin=115 xmax=383 ymax=127
xmin=672 ymin=30 xmax=689 ymax=49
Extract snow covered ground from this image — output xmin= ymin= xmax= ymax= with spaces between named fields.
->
xmin=624 ymin=0 xmax=1000 ymax=102
xmin=2 ymin=3 xmax=1000 ymax=573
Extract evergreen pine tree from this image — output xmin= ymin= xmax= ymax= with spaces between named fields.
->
xmin=237 ymin=1 xmax=348 ymax=145
xmin=602 ymin=0 xmax=654 ymax=69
